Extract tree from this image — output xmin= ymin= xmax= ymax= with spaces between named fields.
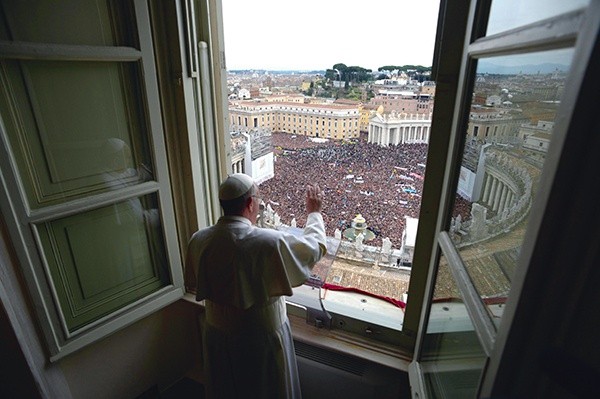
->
xmin=332 ymin=63 xmax=348 ymax=81
xmin=346 ymin=66 xmax=372 ymax=83
xmin=325 ymin=69 xmax=337 ymax=81
xmin=378 ymin=64 xmax=432 ymax=74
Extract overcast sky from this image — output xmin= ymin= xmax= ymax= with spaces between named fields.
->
xmin=221 ymin=0 xmax=441 ymax=71
xmin=221 ymin=0 xmax=586 ymax=72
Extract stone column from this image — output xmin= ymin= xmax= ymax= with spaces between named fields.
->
xmin=373 ymin=125 xmax=378 ymax=144
xmin=482 ymin=174 xmax=492 ymax=203
xmin=383 ymin=126 xmax=390 ymax=146
xmin=493 ymin=181 xmax=503 ymax=211
xmin=499 ymin=185 xmax=508 ymax=214
xmin=504 ymin=190 xmax=513 ymax=212
xmin=488 ymin=177 xmax=498 ymax=207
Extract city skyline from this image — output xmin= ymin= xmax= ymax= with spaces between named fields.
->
xmin=222 ymin=0 xmax=441 ymax=71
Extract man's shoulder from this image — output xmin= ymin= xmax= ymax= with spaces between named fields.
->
xmin=188 ymin=224 xmax=221 ymax=242
xmin=249 ymin=226 xmax=284 ymax=241
xmin=191 ymin=224 xmax=214 ymax=236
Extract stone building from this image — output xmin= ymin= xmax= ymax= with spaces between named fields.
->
xmin=367 ymin=112 xmax=432 ymax=146
xmin=369 ymin=90 xmax=434 ymax=115
xmin=228 ymin=100 xmax=360 ymax=140
xmin=519 ymin=120 xmax=553 ymax=154
xmin=467 ymin=107 xmax=529 ymax=144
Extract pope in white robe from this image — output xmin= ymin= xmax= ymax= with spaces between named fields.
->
xmin=186 ymin=173 xmax=327 ymax=399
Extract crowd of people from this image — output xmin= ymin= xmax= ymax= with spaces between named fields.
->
xmin=259 ymin=133 xmax=434 ymax=248
xmin=452 ymin=195 xmax=474 ymax=222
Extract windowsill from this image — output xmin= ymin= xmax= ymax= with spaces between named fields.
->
xmin=181 ymin=293 xmax=411 ymax=372
xmin=289 ymin=313 xmax=411 ymax=371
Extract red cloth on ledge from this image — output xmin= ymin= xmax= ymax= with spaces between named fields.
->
xmin=321 ymin=283 xmax=406 ymax=309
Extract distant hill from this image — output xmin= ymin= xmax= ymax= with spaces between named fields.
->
xmin=477 ymin=61 xmax=569 ymax=75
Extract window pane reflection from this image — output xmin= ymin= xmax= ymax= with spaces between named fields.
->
xmin=448 ymin=49 xmax=574 ymax=327
xmin=422 ymin=255 xmax=486 ymax=399
xmin=37 ymin=194 xmax=169 ymax=332
xmin=0 ymin=0 xmax=136 ymax=46
xmin=0 ymin=60 xmax=153 ymax=208
xmin=486 ymin=0 xmax=589 ymax=36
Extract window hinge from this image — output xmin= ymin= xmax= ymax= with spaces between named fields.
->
xmin=307 ymin=307 xmax=332 ymax=329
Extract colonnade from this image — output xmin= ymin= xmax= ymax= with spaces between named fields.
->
xmin=232 ymin=158 xmax=244 ymax=173
xmin=368 ymin=123 xmax=431 ymax=146
xmin=480 ymin=172 xmax=516 ymax=215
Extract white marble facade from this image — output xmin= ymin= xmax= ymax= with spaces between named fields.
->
xmin=367 ymin=112 xmax=432 ymax=146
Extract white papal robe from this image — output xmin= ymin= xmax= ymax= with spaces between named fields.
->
xmin=186 ymin=212 xmax=327 ymax=399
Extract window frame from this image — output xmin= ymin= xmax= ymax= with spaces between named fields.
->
xmin=480 ymin=2 xmax=599 ymax=396
xmin=407 ymin=0 xmax=596 ymax=397
xmin=186 ymin=0 xmax=470 ymax=356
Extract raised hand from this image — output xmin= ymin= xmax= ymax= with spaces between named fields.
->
xmin=305 ymin=184 xmax=323 ymax=214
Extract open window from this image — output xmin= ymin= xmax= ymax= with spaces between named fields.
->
xmin=217 ymin=0 xmax=441 ymax=353
xmin=408 ymin=0 xmax=597 ymax=397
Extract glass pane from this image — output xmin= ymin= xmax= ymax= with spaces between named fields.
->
xmin=0 ymin=59 xmax=153 ymax=208
xmin=0 ymin=0 xmax=136 ymax=46
xmin=486 ymin=0 xmax=589 ymax=36
xmin=421 ymin=255 xmax=486 ymax=399
xmin=448 ymin=48 xmax=574 ymax=327
xmin=37 ymin=194 xmax=169 ymax=332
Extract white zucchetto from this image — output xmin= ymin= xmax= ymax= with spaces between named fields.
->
xmin=218 ymin=173 xmax=255 ymax=200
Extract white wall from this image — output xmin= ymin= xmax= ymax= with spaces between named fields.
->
xmin=1 ymin=229 xmax=201 ymax=399
xmin=457 ymin=166 xmax=477 ymax=201
xmin=58 ymin=301 xmax=200 ymax=399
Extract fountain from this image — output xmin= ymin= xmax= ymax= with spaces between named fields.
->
xmin=342 ymin=214 xmax=376 ymax=242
